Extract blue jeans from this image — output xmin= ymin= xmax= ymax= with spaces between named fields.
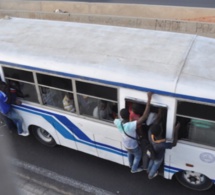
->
xmin=5 ymin=108 xmax=24 ymax=134
xmin=127 ymin=146 xmax=142 ymax=172
xmin=147 ymin=158 xmax=163 ymax=178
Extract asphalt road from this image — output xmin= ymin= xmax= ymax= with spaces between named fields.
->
xmin=1 ymin=124 xmax=215 ymax=195
xmin=29 ymin=0 xmax=215 ymax=8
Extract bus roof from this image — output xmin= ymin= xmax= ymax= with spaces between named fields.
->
xmin=0 ymin=17 xmax=215 ymax=103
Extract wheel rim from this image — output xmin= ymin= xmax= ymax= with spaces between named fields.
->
xmin=36 ymin=127 xmax=53 ymax=143
xmin=183 ymin=171 xmax=205 ymax=185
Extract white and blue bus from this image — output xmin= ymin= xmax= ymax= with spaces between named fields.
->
xmin=0 ymin=17 xmax=215 ymax=191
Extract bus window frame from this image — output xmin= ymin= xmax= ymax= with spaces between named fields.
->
xmin=2 ymin=65 xmax=119 ymax=123
xmin=3 ymin=66 xmax=39 ymax=103
xmin=176 ymin=100 xmax=215 ymax=147
xmin=125 ymin=97 xmax=168 ymax=137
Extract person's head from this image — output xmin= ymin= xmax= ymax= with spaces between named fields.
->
xmin=0 ymin=81 xmax=7 ymax=92
xmin=66 ymin=93 xmax=73 ymax=100
xmin=82 ymin=95 xmax=88 ymax=101
xmin=99 ymin=100 xmax=107 ymax=110
xmin=150 ymin=124 xmax=162 ymax=137
xmin=120 ymin=108 xmax=130 ymax=121
xmin=132 ymin=103 xmax=144 ymax=115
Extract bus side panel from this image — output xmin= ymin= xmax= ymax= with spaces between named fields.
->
xmin=15 ymin=105 xmax=78 ymax=149
xmin=94 ymin=134 xmax=125 ymax=164
xmin=15 ymin=107 xmax=62 ymax=142
xmin=15 ymin=104 xmax=126 ymax=165
xmin=56 ymin=129 xmax=97 ymax=156
xmin=54 ymin=114 xmax=125 ymax=163
xmin=49 ymin=115 xmax=98 ymax=156
xmin=165 ymin=141 xmax=215 ymax=181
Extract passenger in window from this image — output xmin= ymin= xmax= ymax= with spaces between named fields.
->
xmin=62 ymin=93 xmax=76 ymax=113
xmin=146 ymin=108 xmax=164 ymax=127
xmin=93 ymin=100 xmax=113 ymax=120
xmin=41 ymin=88 xmax=55 ymax=105
xmin=114 ymin=92 xmax=153 ymax=173
xmin=41 ymin=88 xmax=63 ymax=108
xmin=110 ymin=102 xmax=118 ymax=119
xmin=147 ymin=123 xmax=180 ymax=179
xmin=0 ymin=81 xmax=28 ymax=136
xmin=8 ymin=80 xmax=29 ymax=99
xmin=78 ymin=95 xmax=96 ymax=116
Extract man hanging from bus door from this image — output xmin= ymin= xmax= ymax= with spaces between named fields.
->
xmin=114 ymin=92 xmax=153 ymax=173
xmin=0 ymin=81 xmax=29 ymax=136
xmin=129 ymin=102 xmax=164 ymax=170
xmin=147 ymin=122 xmax=180 ymax=179
xmin=128 ymin=102 xmax=149 ymax=170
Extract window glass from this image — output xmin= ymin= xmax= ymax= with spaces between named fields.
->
xmin=3 ymin=67 xmax=34 ymax=82
xmin=3 ymin=67 xmax=38 ymax=103
xmin=177 ymin=101 xmax=215 ymax=121
xmin=188 ymin=119 xmax=215 ymax=146
xmin=76 ymin=81 xmax=118 ymax=122
xmin=177 ymin=101 xmax=215 ymax=147
xmin=78 ymin=95 xmax=98 ymax=116
xmin=37 ymin=73 xmax=72 ymax=91
xmin=37 ymin=73 xmax=75 ymax=112
xmin=76 ymin=81 xmax=117 ymax=101
xmin=77 ymin=95 xmax=117 ymax=121
xmin=40 ymin=87 xmax=75 ymax=112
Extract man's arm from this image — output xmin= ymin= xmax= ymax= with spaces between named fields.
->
xmin=0 ymin=82 xmax=11 ymax=104
xmin=151 ymin=134 xmax=165 ymax=143
xmin=136 ymin=92 xmax=153 ymax=126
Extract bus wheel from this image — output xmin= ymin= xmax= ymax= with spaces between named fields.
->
xmin=175 ymin=170 xmax=213 ymax=191
xmin=31 ymin=126 xmax=56 ymax=147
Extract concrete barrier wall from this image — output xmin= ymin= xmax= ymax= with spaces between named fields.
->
xmin=1 ymin=1 xmax=215 ymax=20
xmin=0 ymin=1 xmax=215 ymax=38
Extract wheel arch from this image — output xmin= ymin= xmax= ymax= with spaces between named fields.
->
xmin=29 ymin=124 xmax=60 ymax=146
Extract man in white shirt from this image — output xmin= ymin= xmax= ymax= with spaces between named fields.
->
xmin=114 ymin=92 xmax=153 ymax=173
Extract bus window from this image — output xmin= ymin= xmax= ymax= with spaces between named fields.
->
xmin=76 ymin=81 xmax=118 ymax=122
xmin=177 ymin=101 xmax=215 ymax=147
xmin=188 ymin=119 xmax=215 ymax=147
xmin=3 ymin=67 xmax=39 ymax=103
xmin=125 ymin=99 xmax=167 ymax=138
xmin=40 ymin=87 xmax=64 ymax=109
xmin=37 ymin=73 xmax=75 ymax=112
xmin=77 ymin=95 xmax=98 ymax=116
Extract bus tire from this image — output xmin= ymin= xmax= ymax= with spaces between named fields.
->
xmin=175 ymin=170 xmax=213 ymax=191
xmin=31 ymin=126 xmax=56 ymax=147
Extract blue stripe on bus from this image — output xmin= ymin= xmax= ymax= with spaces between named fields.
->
xmin=164 ymin=165 xmax=182 ymax=172
xmin=54 ymin=114 xmax=126 ymax=155
xmin=2 ymin=60 xmax=215 ymax=104
xmin=164 ymin=165 xmax=182 ymax=174
xmin=15 ymin=105 xmax=127 ymax=157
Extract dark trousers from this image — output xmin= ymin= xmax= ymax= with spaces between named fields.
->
xmin=139 ymin=138 xmax=150 ymax=169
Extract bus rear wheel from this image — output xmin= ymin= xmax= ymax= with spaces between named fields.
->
xmin=32 ymin=126 xmax=56 ymax=147
xmin=175 ymin=170 xmax=213 ymax=191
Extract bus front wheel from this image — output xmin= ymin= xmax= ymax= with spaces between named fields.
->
xmin=175 ymin=170 xmax=213 ymax=191
xmin=32 ymin=126 xmax=56 ymax=147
